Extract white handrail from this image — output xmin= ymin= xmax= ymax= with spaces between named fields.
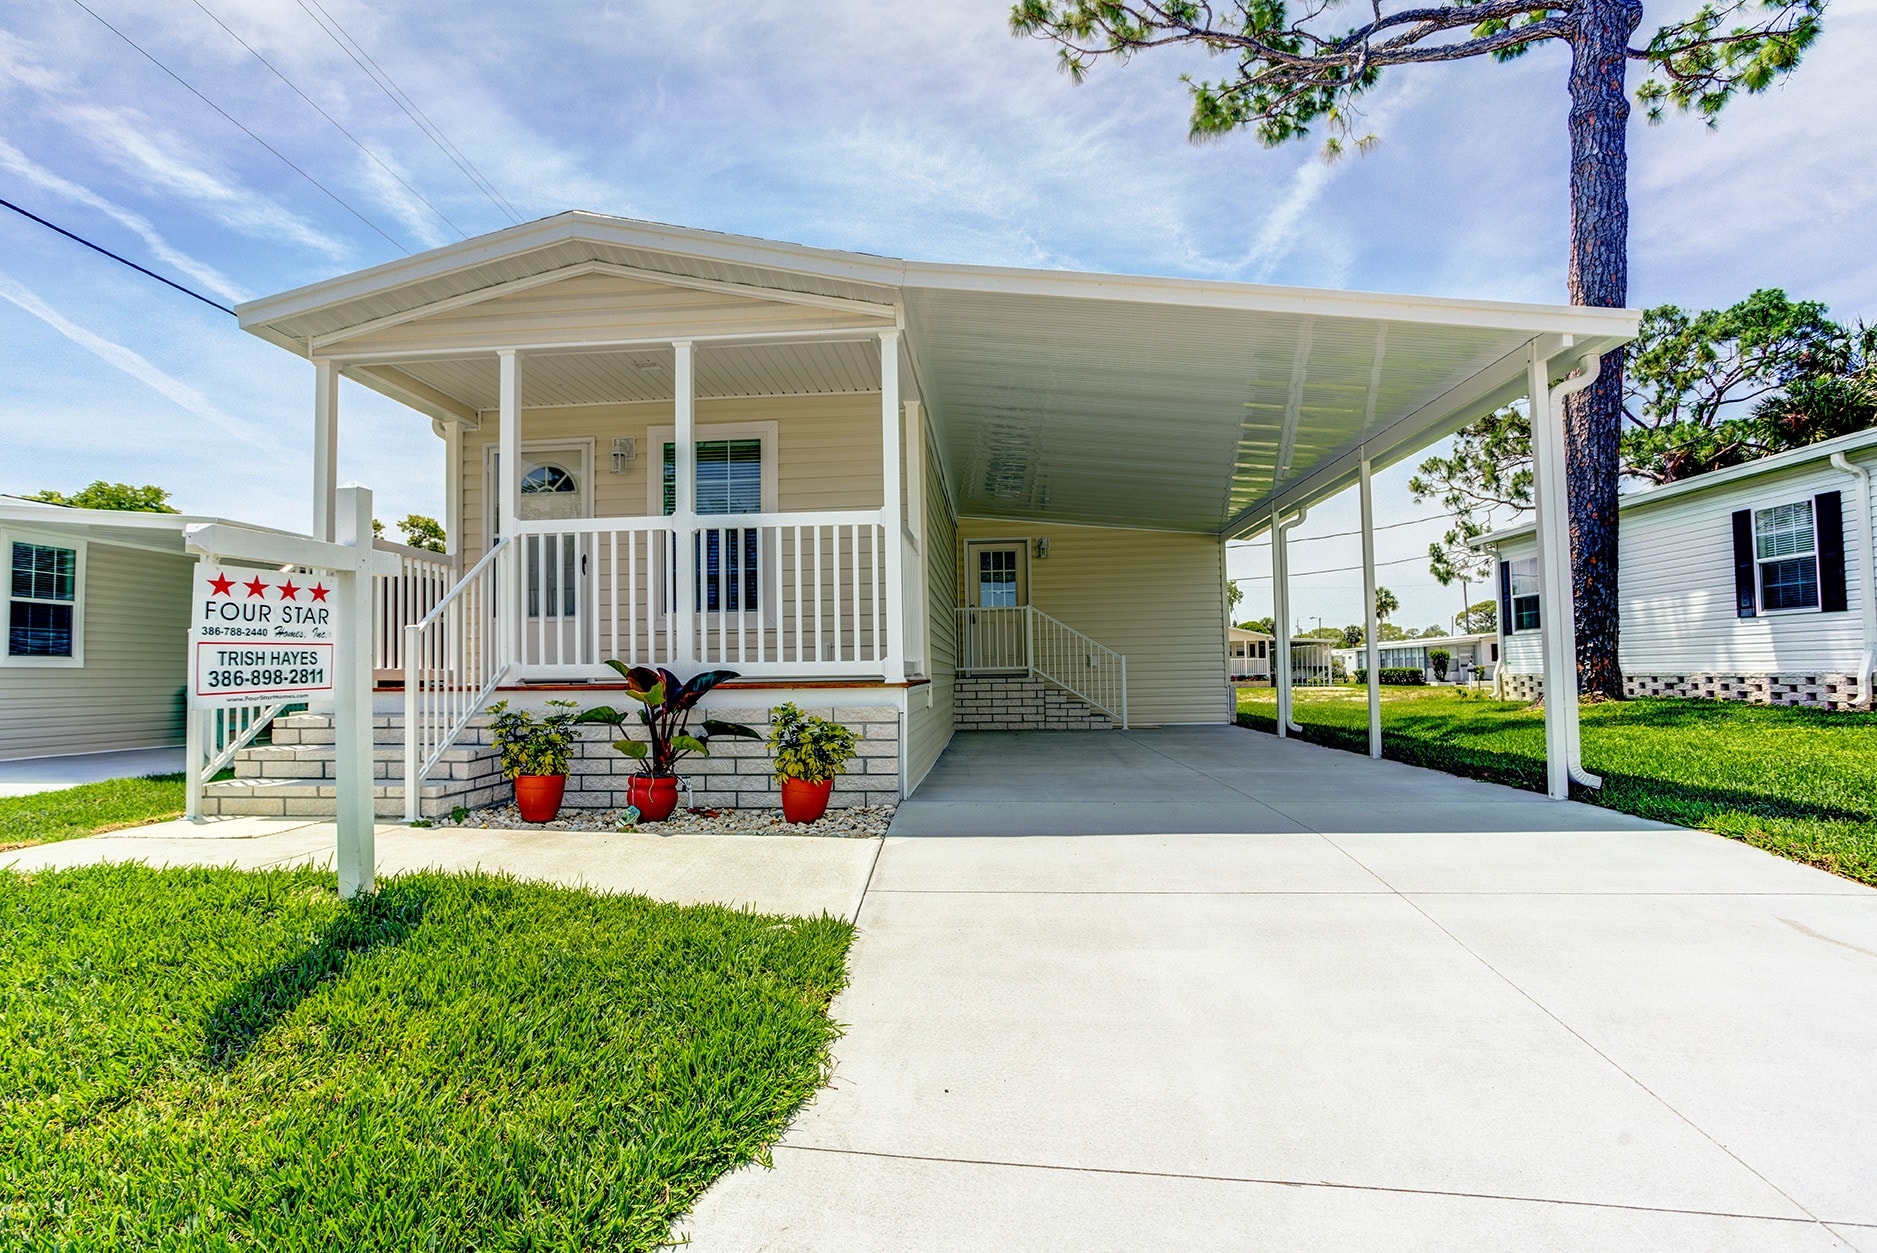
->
xmin=403 ymin=537 xmax=512 ymax=820
xmin=955 ymin=605 xmax=1128 ymax=726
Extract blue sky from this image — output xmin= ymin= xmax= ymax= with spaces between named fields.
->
xmin=1 ymin=0 xmax=1872 ymax=631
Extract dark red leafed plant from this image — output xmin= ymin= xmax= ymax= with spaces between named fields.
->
xmin=576 ymin=661 xmax=761 ymax=779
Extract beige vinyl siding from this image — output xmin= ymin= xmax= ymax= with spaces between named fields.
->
xmin=339 ymin=271 xmax=888 ymax=356
xmin=458 ymin=393 xmax=884 ymax=560
xmin=957 ymin=519 xmax=1230 ymax=725
xmin=0 ymin=541 xmax=190 ymax=758
xmin=905 ymin=449 xmax=960 ymax=789
xmin=1495 ymin=448 xmax=1872 ymax=676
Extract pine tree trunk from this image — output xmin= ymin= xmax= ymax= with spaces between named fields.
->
xmin=1562 ymin=0 xmax=1641 ymax=700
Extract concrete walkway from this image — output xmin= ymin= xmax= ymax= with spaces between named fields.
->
xmin=0 ymin=746 xmax=184 ymax=797
xmin=1 ymin=817 xmax=879 ymax=921
xmin=684 ymin=729 xmax=1877 ymax=1250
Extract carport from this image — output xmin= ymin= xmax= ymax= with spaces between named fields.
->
xmin=888 ymin=727 xmax=1659 ymax=837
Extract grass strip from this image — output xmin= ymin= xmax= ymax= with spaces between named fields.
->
xmin=0 ymin=773 xmax=188 ymax=847
xmin=1239 ymin=687 xmax=1877 ymax=886
xmin=0 ymin=864 xmax=853 ymax=1250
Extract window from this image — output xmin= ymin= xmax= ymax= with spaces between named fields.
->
xmin=977 ymin=548 xmax=1019 ymax=607
xmin=8 ymin=540 xmax=80 ymax=662
xmin=1755 ymin=500 xmax=1819 ymax=612
xmin=664 ymin=438 xmax=764 ymax=613
xmin=1508 ymin=558 xmax=1541 ymax=632
xmin=521 ymin=463 xmax=578 ymax=497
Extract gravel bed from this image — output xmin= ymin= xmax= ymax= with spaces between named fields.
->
xmin=431 ymin=801 xmax=894 ymax=839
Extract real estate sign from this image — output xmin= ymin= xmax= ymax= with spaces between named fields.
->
xmin=190 ymin=563 xmax=336 ymax=704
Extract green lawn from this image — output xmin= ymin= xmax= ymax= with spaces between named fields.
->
xmin=0 ymin=774 xmax=190 ymax=848
xmin=1239 ymin=686 xmax=1877 ymax=886
xmin=0 ymin=864 xmax=853 ymax=1250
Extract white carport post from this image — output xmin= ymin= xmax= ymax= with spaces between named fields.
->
xmin=313 ymin=358 xmax=339 ymax=542
xmin=1271 ymin=505 xmax=1306 ymax=737
xmin=1527 ymin=340 xmax=1588 ymax=800
xmin=879 ymin=330 xmax=906 ymax=683
xmin=497 ymin=349 xmax=523 ymax=668
xmin=672 ymin=340 xmax=697 ymax=668
xmin=1359 ymin=455 xmax=1382 ymax=758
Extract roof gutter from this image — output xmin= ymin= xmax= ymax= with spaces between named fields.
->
xmin=1831 ymin=452 xmax=1876 ymax=709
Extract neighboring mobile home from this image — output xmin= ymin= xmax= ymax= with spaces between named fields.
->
xmin=1334 ymin=632 xmax=1499 ymax=684
xmin=1228 ymin=626 xmax=1272 ymax=681
xmin=1483 ymin=427 xmax=1877 ymax=709
xmin=215 ymin=212 xmax=1635 ymax=815
xmin=0 ymin=499 xmax=294 ymax=759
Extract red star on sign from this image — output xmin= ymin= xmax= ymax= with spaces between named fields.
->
xmin=309 ymin=583 xmax=330 ymax=602
xmin=243 ymin=576 xmax=270 ymax=598
xmin=207 ymin=573 xmax=235 ymax=596
xmin=278 ymin=580 xmax=300 ymax=600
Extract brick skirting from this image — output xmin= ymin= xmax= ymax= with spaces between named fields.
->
xmin=1498 ymin=671 xmax=1870 ymax=711
xmin=954 ymin=674 xmax=1113 ymax=731
xmin=202 ymin=704 xmax=901 ymax=818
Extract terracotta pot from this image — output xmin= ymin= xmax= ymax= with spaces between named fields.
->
xmin=628 ymin=775 xmax=681 ymax=822
xmin=514 ymin=774 xmax=566 ymax=823
xmin=780 ymin=777 xmax=835 ymax=824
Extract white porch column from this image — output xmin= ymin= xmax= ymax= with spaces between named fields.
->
xmin=880 ymin=331 xmax=906 ymax=683
xmin=333 ymin=484 xmax=377 ymax=897
xmin=497 ymin=349 xmax=523 ymax=668
xmin=313 ymin=358 xmax=339 ymax=541
xmin=1272 ymin=506 xmax=1291 ymax=737
xmin=1527 ymin=341 xmax=1580 ymax=800
xmin=1359 ymin=455 xmax=1382 ymax=759
xmin=672 ymin=340 xmax=697 ymax=668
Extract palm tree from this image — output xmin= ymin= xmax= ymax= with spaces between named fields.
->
xmin=1374 ymin=586 xmax=1399 ymax=625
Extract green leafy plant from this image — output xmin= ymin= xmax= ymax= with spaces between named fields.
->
xmin=576 ymin=662 xmax=760 ymax=778
xmin=1354 ymin=669 xmax=1428 ymax=687
xmin=766 ymin=703 xmax=858 ymax=785
xmin=1428 ymin=649 xmax=1453 ymax=682
xmin=487 ymin=700 xmax=581 ymax=779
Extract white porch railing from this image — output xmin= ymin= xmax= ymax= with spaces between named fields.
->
xmin=402 ymin=538 xmax=511 ymax=818
xmin=372 ymin=539 xmax=456 ymax=677
xmin=506 ymin=511 xmax=891 ymax=678
xmin=184 ymin=699 xmax=290 ymax=819
xmin=956 ymin=605 xmax=1127 ymax=726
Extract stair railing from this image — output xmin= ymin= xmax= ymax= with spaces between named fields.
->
xmin=403 ymin=538 xmax=512 ymax=820
xmin=956 ymin=604 xmax=1128 ymax=726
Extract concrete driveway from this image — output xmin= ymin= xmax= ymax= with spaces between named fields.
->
xmin=683 ymin=729 xmax=1877 ymax=1250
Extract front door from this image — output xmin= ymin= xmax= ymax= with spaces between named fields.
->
xmin=963 ymin=541 xmax=1028 ymax=671
xmin=486 ymin=443 xmax=594 ymax=673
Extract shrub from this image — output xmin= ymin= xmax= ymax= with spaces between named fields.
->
xmin=1428 ymin=649 xmax=1452 ymax=681
xmin=1352 ymin=668 xmax=1427 ymax=686
xmin=487 ymin=700 xmax=581 ymax=778
xmin=767 ymin=703 xmax=858 ymax=784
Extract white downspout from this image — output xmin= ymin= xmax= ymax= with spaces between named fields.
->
xmin=1547 ymin=351 xmax=1605 ymax=791
xmin=1830 ymin=452 xmax=1876 ymax=708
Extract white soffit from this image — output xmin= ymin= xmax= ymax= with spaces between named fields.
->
xmin=240 ymin=212 xmax=1638 ymax=537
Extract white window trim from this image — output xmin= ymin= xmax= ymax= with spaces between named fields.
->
xmin=2 ymin=526 xmax=86 ymax=668
xmin=645 ymin=421 xmax=780 ymax=517
xmin=1751 ymin=497 xmax=1822 ymax=617
xmin=1506 ymin=556 xmax=1542 ymax=634
xmin=648 ymin=421 xmax=781 ymax=626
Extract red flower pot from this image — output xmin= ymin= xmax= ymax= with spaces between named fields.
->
xmin=780 ymin=777 xmax=835 ymax=824
xmin=628 ymin=775 xmax=681 ymax=822
xmin=514 ymin=774 xmax=566 ymax=823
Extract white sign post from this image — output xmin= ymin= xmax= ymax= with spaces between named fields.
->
xmin=186 ymin=486 xmax=398 ymax=899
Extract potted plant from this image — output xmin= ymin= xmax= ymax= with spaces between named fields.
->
xmin=576 ymin=662 xmax=761 ymax=821
xmin=767 ymin=702 xmax=858 ymax=824
xmin=487 ymin=699 xmax=581 ymax=823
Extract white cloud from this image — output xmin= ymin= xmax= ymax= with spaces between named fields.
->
xmin=0 ymin=137 xmax=249 ymax=304
xmin=0 ymin=273 xmax=270 ymax=449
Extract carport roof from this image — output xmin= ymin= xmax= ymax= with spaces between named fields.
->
xmin=238 ymin=212 xmax=1638 ymax=538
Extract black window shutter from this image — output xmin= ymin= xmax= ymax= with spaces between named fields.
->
xmin=1731 ymin=510 xmax=1757 ymax=618
xmin=1498 ymin=559 xmax=1513 ymax=633
xmin=1816 ymin=490 xmax=1848 ymax=613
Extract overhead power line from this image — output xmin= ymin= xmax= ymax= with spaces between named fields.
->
xmin=293 ymin=0 xmax=522 ymax=224
xmin=189 ymin=0 xmax=469 ymax=240
xmin=67 ymin=0 xmax=412 ymax=254
xmin=1 ymin=196 xmax=236 ymax=315
xmin=1231 ymin=552 xmax=1434 ymax=581
xmin=1228 ymin=514 xmax=1447 ymax=546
